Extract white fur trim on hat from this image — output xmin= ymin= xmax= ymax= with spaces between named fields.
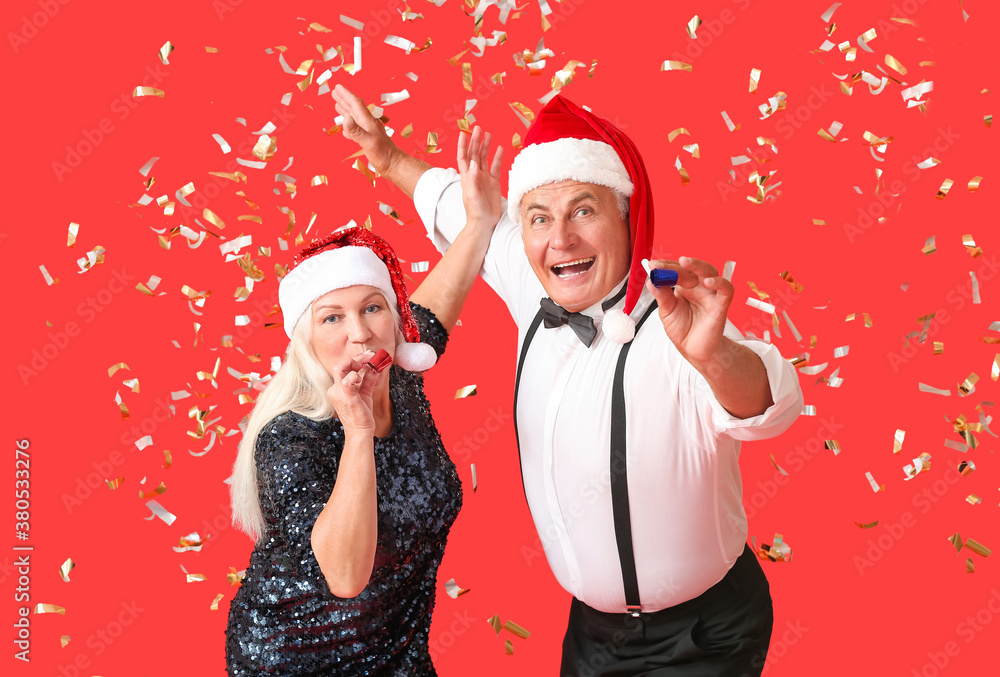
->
xmin=602 ymin=308 xmax=636 ymax=344
xmin=279 ymin=246 xmax=395 ymax=338
xmin=507 ymin=137 xmax=635 ymax=224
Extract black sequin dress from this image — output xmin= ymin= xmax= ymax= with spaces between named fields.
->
xmin=226 ymin=304 xmax=462 ymax=676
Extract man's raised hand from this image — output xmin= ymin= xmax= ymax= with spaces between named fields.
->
xmin=457 ymin=126 xmax=504 ymax=228
xmin=332 ymin=84 xmax=400 ymax=177
xmin=645 ymin=257 xmax=734 ymax=368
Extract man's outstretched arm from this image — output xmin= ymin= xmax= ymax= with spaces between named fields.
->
xmin=332 ymin=84 xmax=431 ymax=198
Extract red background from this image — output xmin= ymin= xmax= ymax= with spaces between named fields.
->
xmin=4 ymin=0 xmax=998 ymax=674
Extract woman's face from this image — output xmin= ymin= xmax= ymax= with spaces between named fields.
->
xmin=308 ymin=286 xmax=397 ymax=378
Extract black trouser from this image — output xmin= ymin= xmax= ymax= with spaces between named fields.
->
xmin=560 ymin=545 xmax=773 ymax=677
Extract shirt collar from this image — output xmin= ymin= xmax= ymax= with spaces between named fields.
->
xmin=579 ymin=277 xmax=630 ymax=322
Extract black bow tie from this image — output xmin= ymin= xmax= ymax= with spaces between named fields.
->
xmin=540 ymin=298 xmax=598 ymax=347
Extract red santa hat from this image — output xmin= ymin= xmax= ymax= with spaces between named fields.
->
xmin=506 ymin=95 xmax=654 ymax=344
xmin=278 ymin=226 xmax=437 ymax=371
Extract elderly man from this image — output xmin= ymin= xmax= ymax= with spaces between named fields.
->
xmin=333 ymin=84 xmax=803 ymax=676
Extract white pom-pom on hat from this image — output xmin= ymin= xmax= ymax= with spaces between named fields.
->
xmin=393 ymin=341 xmax=437 ymax=372
xmin=602 ymin=308 xmax=636 ymax=344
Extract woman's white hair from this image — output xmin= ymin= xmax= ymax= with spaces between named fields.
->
xmin=230 ymin=293 xmax=404 ymax=541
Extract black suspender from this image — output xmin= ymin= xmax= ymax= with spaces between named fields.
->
xmin=611 ymin=302 xmax=659 ymax=616
xmin=512 ymin=309 xmax=546 ymax=503
xmin=512 ymin=298 xmax=659 ymax=616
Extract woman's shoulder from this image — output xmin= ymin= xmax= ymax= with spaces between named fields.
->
xmin=257 ymin=412 xmax=338 ymax=453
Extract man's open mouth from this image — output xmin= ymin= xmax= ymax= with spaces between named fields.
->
xmin=551 ymin=257 xmax=596 ymax=278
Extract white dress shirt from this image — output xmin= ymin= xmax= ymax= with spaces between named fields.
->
xmin=414 ymin=168 xmax=804 ymax=613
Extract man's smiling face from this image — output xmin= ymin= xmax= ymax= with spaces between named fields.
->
xmin=520 ymin=180 xmax=631 ymax=313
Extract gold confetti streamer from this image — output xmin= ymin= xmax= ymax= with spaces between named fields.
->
xmin=505 ymin=640 xmax=514 ymax=655
xmin=779 ymin=271 xmax=802 ymax=293
xmin=186 ymin=573 xmax=207 ymax=583
xmin=756 ymin=534 xmax=792 ymax=562
xmin=855 ymin=520 xmax=879 ymax=529
xmin=884 ymin=54 xmax=907 ymax=75
xmin=749 ymin=67 xmax=761 ymax=93
xmin=444 ymin=578 xmax=470 ymax=599
xmin=203 ymin=208 xmax=226 ymax=230
xmin=967 ymin=558 xmax=975 ymax=573
xmin=133 ymin=86 xmax=165 ymax=98
xmin=769 ymin=454 xmax=789 ymax=476
xmin=958 ymin=460 xmax=975 ymax=476
xmin=948 ymin=533 xmax=964 ymax=553
xmin=686 ymin=14 xmax=702 ymax=38
xmin=67 ymin=222 xmax=79 ymax=247
xmin=107 ymin=362 xmax=131 ymax=377
xmin=462 ymin=62 xmax=473 ymax=91
xmin=503 ymin=620 xmax=531 ymax=639
xmin=311 ymin=175 xmax=328 ymax=186
xmin=59 ymin=558 xmax=75 ymax=582
xmin=660 ymin=60 xmax=693 ymax=72
xmin=968 ymin=176 xmax=983 ymax=192
xmin=252 ymin=135 xmax=277 ymax=162
xmin=964 ymin=538 xmax=991 ymax=557
xmin=936 ymin=178 xmax=954 ymax=199
xmin=34 ymin=604 xmax=66 ymax=615
xmin=158 ymin=40 xmax=175 ymax=65
xmin=163 ymin=449 xmax=172 ymax=469
xmin=105 ymin=476 xmax=124 ymax=490
xmin=824 ymin=440 xmax=841 ymax=455
xmin=210 ymin=593 xmax=224 ymax=610
xmin=991 ymin=355 xmax=999 ymax=381
xmin=667 ymin=128 xmax=690 ymax=142
xmin=487 ymin=615 xmax=502 ymax=635
xmin=60 ymin=636 xmax=70 ymax=648
xmin=227 ymin=567 xmax=246 ymax=586
xmin=424 ymin=132 xmax=440 ymax=155
xmin=455 ymin=385 xmax=477 ymax=399
xmin=966 ymin=494 xmax=981 ymax=505
xmin=958 ymin=373 xmax=979 ymax=396
xmin=934 ymin=342 xmax=944 ymax=354
xmin=921 ymin=236 xmax=936 ymax=254
xmin=139 ymin=482 xmax=167 ymax=499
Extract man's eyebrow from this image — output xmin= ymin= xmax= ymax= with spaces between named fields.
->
xmin=567 ymin=192 xmax=600 ymax=205
xmin=524 ymin=192 xmax=601 ymax=213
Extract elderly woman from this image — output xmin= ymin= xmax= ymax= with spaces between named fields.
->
xmin=225 ymin=128 xmax=502 ymax=676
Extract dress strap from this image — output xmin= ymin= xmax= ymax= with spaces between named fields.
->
xmin=610 ymin=301 xmax=659 ymax=616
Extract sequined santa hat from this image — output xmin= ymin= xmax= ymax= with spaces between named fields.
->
xmin=278 ymin=226 xmax=437 ymax=371
xmin=506 ymin=95 xmax=654 ymax=344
